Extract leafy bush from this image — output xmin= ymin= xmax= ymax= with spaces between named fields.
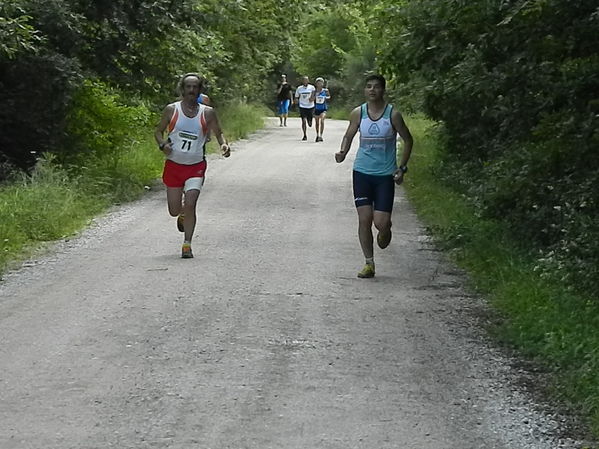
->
xmin=372 ymin=0 xmax=599 ymax=295
xmin=0 ymin=0 xmax=308 ymax=174
xmin=64 ymin=80 xmax=150 ymax=164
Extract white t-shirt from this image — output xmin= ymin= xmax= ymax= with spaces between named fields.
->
xmin=295 ymin=84 xmax=316 ymax=108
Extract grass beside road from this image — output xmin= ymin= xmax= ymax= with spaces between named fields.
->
xmin=404 ymin=115 xmax=599 ymax=442
xmin=0 ymin=102 xmax=267 ymax=275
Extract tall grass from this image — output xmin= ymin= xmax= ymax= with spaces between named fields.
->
xmin=0 ymin=137 xmax=162 ymax=272
xmin=205 ymin=101 xmax=270 ymax=153
xmin=404 ymin=115 xmax=599 ymax=441
xmin=0 ymin=101 xmax=267 ymax=274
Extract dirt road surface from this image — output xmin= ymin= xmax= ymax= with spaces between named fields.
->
xmin=0 ymin=118 xmax=586 ymax=448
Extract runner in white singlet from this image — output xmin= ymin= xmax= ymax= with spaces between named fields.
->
xmin=155 ymin=73 xmax=231 ymax=259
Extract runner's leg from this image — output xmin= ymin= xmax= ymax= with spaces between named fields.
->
xmin=182 ymin=188 xmax=200 ymax=243
xmin=357 ymin=205 xmax=374 ymax=259
xmin=319 ymin=112 xmax=326 ymax=136
xmin=373 ymin=211 xmax=392 ymax=236
xmin=277 ymin=101 xmax=283 ymax=126
xmin=314 ymin=114 xmax=321 ymax=140
xmin=373 ymin=176 xmax=394 ymax=247
xmin=166 ymin=187 xmax=184 ymax=217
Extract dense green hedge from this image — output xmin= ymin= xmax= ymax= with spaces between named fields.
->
xmin=371 ymin=0 xmax=599 ymax=295
xmin=0 ymin=0 xmax=303 ymax=174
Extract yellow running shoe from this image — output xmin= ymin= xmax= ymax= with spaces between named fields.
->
xmin=177 ymin=214 xmax=185 ymax=232
xmin=357 ymin=263 xmax=375 ymax=278
xmin=377 ymin=228 xmax=392 ymax=249
xmin=181 ymin=243 xmax=193 ymax=259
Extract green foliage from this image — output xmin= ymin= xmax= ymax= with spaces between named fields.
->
xmin=1 ymin=0 xmax=302 ymax=172
xmin=0 ymin=98 xmax=268 ymax=273
xmin=0 ymin=157 xmax=102 ymax=271
xmin=292 ymin=5 xmax=360 ymax=79
xmin=0 ymin=51 xmax=81 ymax=170
xmin=288 ymin=3 xmax=377 ymax=112
xmin=405 ymin=115 xmax=599 ymax=437
xmin=0 ymin=131 xmax=163 ymax=272
xmin=372 ymin=0 xmax=599 ymax=296
xmin=216 ymin=102 xmax=269 ymax=141
xmin=0 ymin=4 xmax=42 ymax=59
xmin=64 ymin=80 xmax=150 ymax=163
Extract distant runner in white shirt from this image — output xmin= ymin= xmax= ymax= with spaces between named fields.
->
xmin=294 ymin=76 xmax=316 ymax=141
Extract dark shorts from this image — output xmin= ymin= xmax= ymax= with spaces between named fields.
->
xmin=352 ymin=170 xmax=395 ymax=212
xmin=314 ymin=108 xmax=327 ymax=116
xmin=299 ymin=107 xmax=314 ymax=122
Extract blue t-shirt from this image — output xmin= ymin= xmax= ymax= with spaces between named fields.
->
xmin=315 ymin=89 xmax=329 ymax=111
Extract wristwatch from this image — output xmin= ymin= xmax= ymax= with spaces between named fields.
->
xmin=399 ymin=165 xmax=408 ymax=174
xmin=159 ymin=141 xmax=168 ymax=150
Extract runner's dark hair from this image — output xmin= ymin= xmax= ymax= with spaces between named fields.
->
xmin=364 ymin=74 xmax=386 ymax=90
xmin=178 ymin=73 xmax=205 ymax=95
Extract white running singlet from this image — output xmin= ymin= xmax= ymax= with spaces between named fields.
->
xmin=167 ymin=101 xmax=209 ymax=165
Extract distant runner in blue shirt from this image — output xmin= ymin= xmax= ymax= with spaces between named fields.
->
xmin=314 ymin=77 xmax=330 ymax=142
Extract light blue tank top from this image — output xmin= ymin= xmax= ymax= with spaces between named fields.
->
xmin=353 ymin=103 xmax=397 ymax=176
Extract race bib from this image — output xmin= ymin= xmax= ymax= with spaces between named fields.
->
xmin=177 ymin=131 xmax=199 ymax=153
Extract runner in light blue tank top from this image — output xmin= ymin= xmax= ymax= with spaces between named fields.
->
xmin=353 ymin=103 xmax=397 ymax=176
xmin=334 ymin=74 xmax=414 ymax=279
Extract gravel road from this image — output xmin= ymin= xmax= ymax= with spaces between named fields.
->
xmin=0 ymin=118 xmax=589 ymax=448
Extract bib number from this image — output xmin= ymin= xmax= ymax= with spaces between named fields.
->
xmin=177 ymin=131 xmax=199 ymax=153
xmin=181 ymin=139 xmax=192 ymax=152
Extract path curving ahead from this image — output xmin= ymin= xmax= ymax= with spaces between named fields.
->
xmin=0 ymin=118 xmax=583 ymax=448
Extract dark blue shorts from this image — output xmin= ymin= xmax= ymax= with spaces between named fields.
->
xmin=352 ymin=170 xmax=395 ymax=212
xmin=314 ymin=108 xmax=327 ymax=116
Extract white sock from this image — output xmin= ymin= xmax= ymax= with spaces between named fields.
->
xmin=365 ymin=257 xmax=374 ymax=266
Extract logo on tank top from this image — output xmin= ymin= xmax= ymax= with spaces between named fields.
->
xmin=179 ymin=131 xmax=198 ymax=140
xmin=368 ymin=123 xmax=381 ymax=135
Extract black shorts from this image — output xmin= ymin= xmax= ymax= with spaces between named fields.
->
xmin=352 ymin=170 xmax=395 ymax=212
xmin=314 ymin=108 xmax=327 ymax=116
xmin=299 ymin=107 xmax=314 ymax=121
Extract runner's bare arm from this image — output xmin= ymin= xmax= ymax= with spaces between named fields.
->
xmin=154 ymin=104 xmax=175 ymax=154
xmin=335 ymin=107 xmax=361 ymax=163
xmin=391 ymin=109 xmax=414 ymax=184
xmin=205 ymin=108 xmax=231 ymax=157
xmin=392 ymin=110 xmax=413 ymax=167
